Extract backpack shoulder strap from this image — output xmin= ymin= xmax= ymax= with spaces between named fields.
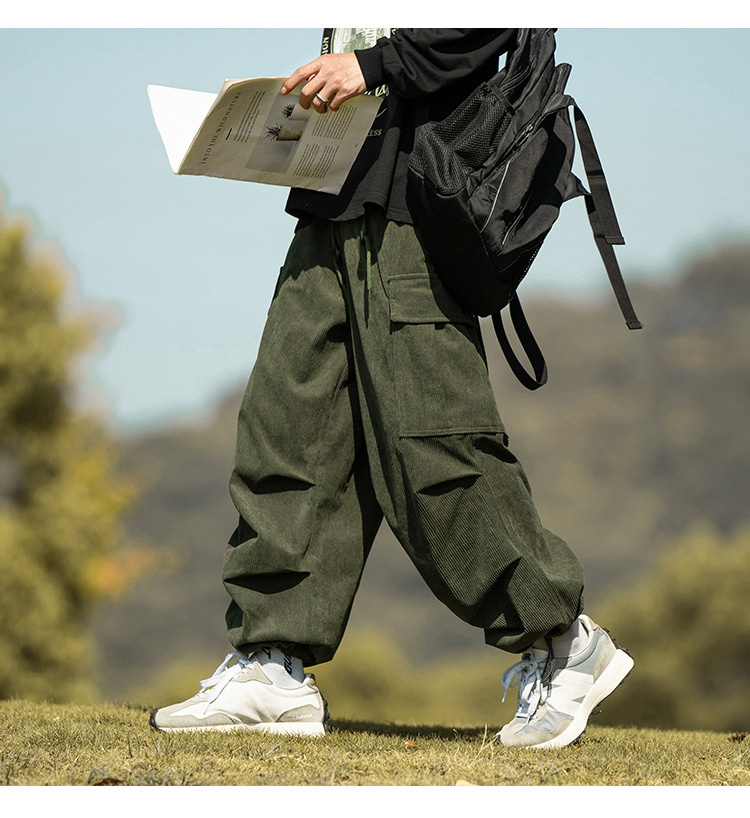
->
xmin=492 ymin=296 xmax=548 ymax=390
xmin=571 ymin=102 xmax=643 ymax=330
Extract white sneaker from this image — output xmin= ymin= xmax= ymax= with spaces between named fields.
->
xmin=149 ymin=651 xmax=329 ymax=736
xmin=495 ymin=615 xmax=633 ymax=749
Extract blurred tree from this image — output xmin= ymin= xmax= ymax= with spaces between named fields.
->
xmin=0 ymin=207 xmax=138 ymax=702
xmin=594 ymin=525 xmax=750 ymax=732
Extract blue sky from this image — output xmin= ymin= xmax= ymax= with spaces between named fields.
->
xmin=1 ymin=19 xmax=749 ymax=431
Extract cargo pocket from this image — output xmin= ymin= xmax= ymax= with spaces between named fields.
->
xmin=388 ymin=273 xmax=505 ymax=438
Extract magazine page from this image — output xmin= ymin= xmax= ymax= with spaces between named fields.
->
xmin=148 ymin=77 xmax=383 ymax=194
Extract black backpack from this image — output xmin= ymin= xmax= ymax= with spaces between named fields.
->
xmin=407 ymin=28 xmax=642 ymax=389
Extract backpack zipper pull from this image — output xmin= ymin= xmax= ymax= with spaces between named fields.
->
xmin=517 ymin=122 xmax=534 ymax=144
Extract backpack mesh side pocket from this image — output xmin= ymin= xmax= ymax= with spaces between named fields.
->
xmin=411 ymin=85 xmax=512 ymax=196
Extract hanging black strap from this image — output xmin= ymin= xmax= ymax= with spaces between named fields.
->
xmin=572 ymin=103 xmax=643 ymax=331
xmin=492 ymin=295 xmax=548 ymax=390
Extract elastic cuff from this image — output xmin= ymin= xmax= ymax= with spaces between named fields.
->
xmin=354 ymin=43 xmax=386 ymax=91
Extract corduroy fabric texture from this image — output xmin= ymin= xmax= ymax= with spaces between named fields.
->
xmin=223 ymin=208 xmax=583 ymax=666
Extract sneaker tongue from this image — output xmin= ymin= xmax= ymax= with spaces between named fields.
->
xmin=549 ymin=616 xmax=593 ymax=658
xmin=529 ymin=644 xmax=551 ymax=661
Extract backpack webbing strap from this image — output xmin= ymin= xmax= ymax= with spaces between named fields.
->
xmin=572 ymin=104 xmax=643 ymax=331
xmin=492 ymin=296 xmax=548 ymax=390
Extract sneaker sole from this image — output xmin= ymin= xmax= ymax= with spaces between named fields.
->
xmin=529 ymin=648 xmax=634 ymax=749
xmin=149 ymin=710 xmax=328 ymax=736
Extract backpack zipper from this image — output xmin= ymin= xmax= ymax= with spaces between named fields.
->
xmin=479 ymin=160 xmax=512 ymax=233
xmin=478 ymin=121 xmax=535 ymax=236
xmin=502 ymin=205 xmax=528 ymax=247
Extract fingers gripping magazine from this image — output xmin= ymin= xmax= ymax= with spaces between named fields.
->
xmin=148 ymin=77 xmax=383 ymax=194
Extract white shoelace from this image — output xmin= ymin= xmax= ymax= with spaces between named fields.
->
xmin=501 ymin=652 xmax=552 ymax=722
xmin=197 ymin=651 xmax=253 ymax=706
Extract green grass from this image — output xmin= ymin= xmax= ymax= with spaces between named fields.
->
xmin=0 ymin=699 xmax=748 ymax=786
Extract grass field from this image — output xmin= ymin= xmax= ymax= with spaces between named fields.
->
xmin=0 ymin=699 xmax=748 ymax=788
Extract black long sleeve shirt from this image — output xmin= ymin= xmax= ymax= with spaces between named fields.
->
xmin=284 ymin=28 xmax=516 ymax=224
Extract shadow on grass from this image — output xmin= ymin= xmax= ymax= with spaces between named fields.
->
xmin=117 ymin=702 xmax=498 ymax=741
xmin=329 ymin=718 xmax=493 ymax=740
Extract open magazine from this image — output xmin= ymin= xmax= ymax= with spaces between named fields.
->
xmin=148 ymin=77 xmax=383 ymax=195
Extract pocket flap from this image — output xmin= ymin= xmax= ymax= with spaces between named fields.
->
xmin=389 ymin=274 xmax=471 ymax=324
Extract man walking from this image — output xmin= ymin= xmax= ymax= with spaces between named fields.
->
xmin=150 ymin=29 xmax=633 ymax=749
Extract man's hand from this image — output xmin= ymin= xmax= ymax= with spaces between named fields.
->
xmin=282 ymin=52 xmax=367 ymax=113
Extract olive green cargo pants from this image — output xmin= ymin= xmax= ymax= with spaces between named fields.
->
xmin=223 ymin=207 xmax=583 ymax=666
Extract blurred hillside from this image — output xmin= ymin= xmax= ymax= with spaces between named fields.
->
xmin=92 ymin=240 xmax=750 ymax=706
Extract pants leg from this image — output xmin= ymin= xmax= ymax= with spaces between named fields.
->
xmin=331 ymin=208 xmax=584 ymax=654
xmin=222 ymin=222 xmax=383 ymax=667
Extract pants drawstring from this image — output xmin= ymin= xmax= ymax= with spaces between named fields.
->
xmin=332 ymin=220 xmax=372 ymax=322
xmin=360 ymin=229 xmax=372 ymax=294
xmin=359 ymin=222 xmax=372 ymax=324
xmin=331 ymin=231 xmax=343 ymax=287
